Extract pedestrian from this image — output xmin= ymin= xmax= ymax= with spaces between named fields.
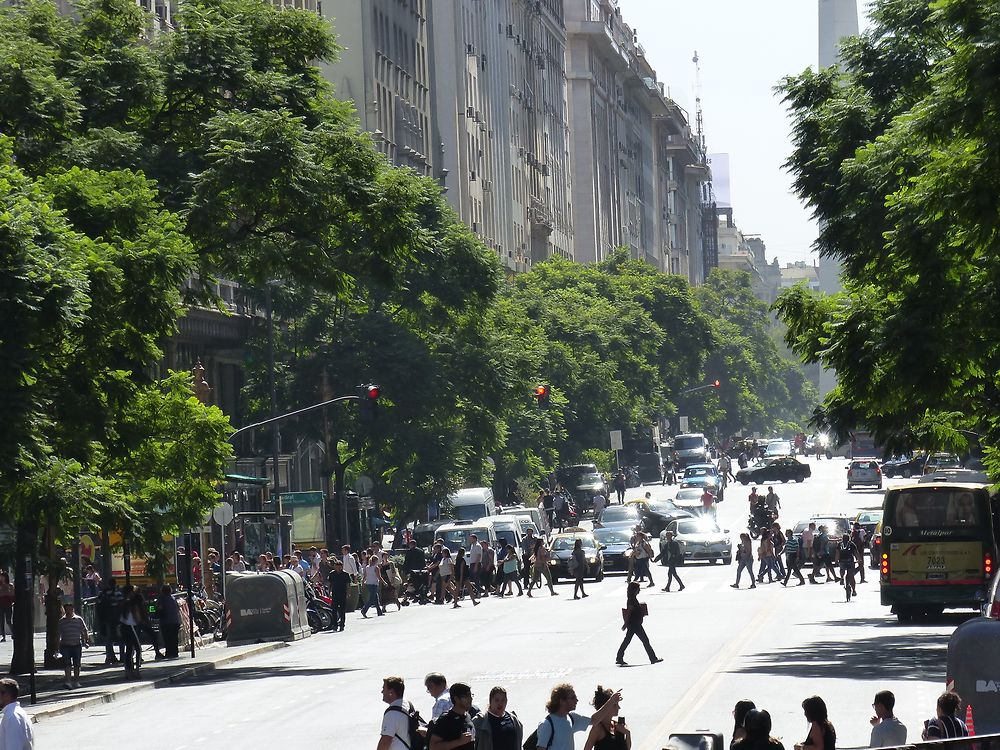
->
xmin=428 ymin=681 xmax=475 ymax=750
xmin=764 ymin=487 xmax=781 ymax=516
xmin=520 ymin=528 xmax=536 ymax=590
xmin=360 ymin=554 xmax=386 ymax=618
xmin=119 ymin=588 xmax=143 ymax=677
xmin=731 ymin=700 xmax=757 ymax=747
xmin=383 ymin=562 xmax=402 ymax=611
xmin=732 ymin=534 xmax=757 ymax=589
xmin=543 ymin=490 xmax=556 ymax=530
xmin=851 ymin=523 xmax=868 ymax=584
xmin=326 ymin=559 xmax=350 ymax=630
xmin=467 ymin=534 xmax=483 ymax=595
xmin=782 ymin=529 xmax=806 ymax=586
xmin=453 ymin=548 xmax=480 ymax=607
xmin=530 ymin=683 xmax=621 ymax=750
xmin=0 ymin=678 xmax=34 ymax=750
xmin=801 ymin=522 xmax=816 ymax=571
xmin=0 ymin=573 xmax=13 ymax=643
xmin=700 ymin=488 xmax=716 ymax=518
xmin=378 ymin=675 xmax=420 ymax=750
xmin=81 ymin=564 xmax=102 ymax=598
xmin=593 ymin=492 xmax=607 ymax=524
xmin=733 ymin=709 xmax=785 ymax=750
xmin=613 ymin=471 xmax=626 ymax=504
xmin=571 ymin=539 xmax=588 ymax=600
xmin=57 ymin=602 xmax=90 ymax=689
xmin=528 ymin=538 xmax=557 ymax=597
xmin=615 ymin=581 xmax=662 ymax=666
xmin=499 ymin=544 xmax=523 ymax=597
xmin=425 ymin=673 xmax=453 ymax=721
xmin=96 ymin=578 xmax=123 ymax=665
xmin=582 ymin=686 xmax=630 ymax=749
xmin=920 ymin=691 xmax=968 ymax=740
xmin=656 ymin=531 xmax=685 ymax=592
xmin=756 ymin=530 xmax=780 ymax=584
xmin=795 ymin=696 xmax=836 ymax=750
xmin=480 ymin=540 xmax=497 ymax=597
xmin=341 ymin=544 xmax=361 ymax=582
xmin=809 ymin=527 xmax=833 ymax=584
xmin=632 ymin=533 xmax=655 ymax=588
xmin=472 ymin=686 xmax=523 ymax=750
xmin=838 ymin=533 xmax=859 ymax=597
xmin=819 ymin=526 xmax=840 ymax=583
xmin=869 ymin=690 xmax=907 ymax=748
xmin=156 ymin=585 xmax=181 ymax=658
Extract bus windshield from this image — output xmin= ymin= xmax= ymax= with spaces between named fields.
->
xmin=890 ymin=488 xmax=983 ymax=529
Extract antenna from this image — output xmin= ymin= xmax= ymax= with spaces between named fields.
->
xmin=693 ymin=50 xmax=705 ymax=155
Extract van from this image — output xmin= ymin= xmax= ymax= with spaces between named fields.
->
xmin=435 ymin=520 xmax=496 ymax=551
xmin=477 ymin=516 xmax=524 ymax=551
xmin=672 ymin=433 xmax=710 ymax=468
xmin=500 ymin=505 xmax=543 ymax=532
xmin=447 ymin=487 xmax=497 ymax=521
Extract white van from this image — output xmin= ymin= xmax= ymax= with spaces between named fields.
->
xmin=435 ymin=520 xmax=496 ymax=551
xmin=500 ymin=505 xmax=543 ymax=532
xmin=672 ymin=433 xmax=710 ymax=468
xmin=447 ymin=487 xmax=497 ymax=521
xmin=476 ymin=515 xmax=524 ymax=552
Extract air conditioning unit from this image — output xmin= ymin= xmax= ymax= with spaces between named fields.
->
xmin=466 ymin=106 xmax=475 ymax=118
xmin=481 ymin=54 xmax=488 ymax=70
xmin=507 ymin=24 xmax=514 ymax=37
xmin=472 ymin=222 xmax=480 ymax=232
xmin=540 ymin=164 xmax=550 ymax=176
xmin=470 ymin=171 xmax=478 ymax=181
xmin=483 ymin=181 xmax=494 ymax=192
xmin=466 ymin=43 xmax=475 ymax=55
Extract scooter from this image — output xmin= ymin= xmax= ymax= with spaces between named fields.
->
xmin=304 ymin=583 xmax=334 ymax=632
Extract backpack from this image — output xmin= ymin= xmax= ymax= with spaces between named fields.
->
xmin=523 ymin=715 xmax=555 ymax=750
xmin=385 ymin=703 xmax=428 ymax=750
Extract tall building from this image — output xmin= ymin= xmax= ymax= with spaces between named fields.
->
xmin=564 ymin=0 xmax=708 ymax=281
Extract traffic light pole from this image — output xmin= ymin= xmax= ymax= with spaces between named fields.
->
xmin=228 ymin=395 xmax=360 ymax=443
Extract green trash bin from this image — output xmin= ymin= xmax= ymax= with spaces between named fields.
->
xmin=346 ymin=581 xmax=362 ymax=612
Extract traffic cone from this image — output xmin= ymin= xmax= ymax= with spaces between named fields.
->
xmin=966 ymin=704 xmax=975 ymax=736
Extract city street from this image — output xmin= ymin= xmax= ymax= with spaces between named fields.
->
xmin=35 ymin=458 xmax=963 ymax=749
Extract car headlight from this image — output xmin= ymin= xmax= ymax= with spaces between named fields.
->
xmin=587 ymin=557 xmax=597 ymax=564
xmin=548 ymin=560 xmax=558 ymax=566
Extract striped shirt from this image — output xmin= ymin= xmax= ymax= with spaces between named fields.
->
xmin=925 ymin=716 xmax=968 ymax=740
xmin=57 ymin=614 xmax=89 ymax=646
xmin=785 ymin=537 xmax=800 ymax=556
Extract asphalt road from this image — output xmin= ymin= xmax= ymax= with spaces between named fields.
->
xmin=38 ymin=458 xmax=963 ymax=749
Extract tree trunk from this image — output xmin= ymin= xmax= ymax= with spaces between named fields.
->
xmin=9 ymin=520 xmax=36 ymax=676
xmin=43 ymin=525 xmax=62 ymax=669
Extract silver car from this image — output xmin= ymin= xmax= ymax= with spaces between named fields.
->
xmin=673 ymin=487 xmax=704 ymax=512
xmin=847 ymin=459 xmax=882 ymax=490
xmin=660 ymin=518 xmax=732 ymax=565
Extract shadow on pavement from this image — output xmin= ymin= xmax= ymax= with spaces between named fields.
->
xmin=155 ymin=665 xmax=360 ymax=688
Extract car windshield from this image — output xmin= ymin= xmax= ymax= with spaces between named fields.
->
xmin=851 ymin=461 xmax=879 ymax=470
xmin=441 ymin=527 xmax=487 ymax=548
xmin=494 ymin=529 xmax=518 ymax=546
xmin=580 ymin=473 xmax=603 ymax=484
xmin=675 ymin=489 xmax=703 ymax=502
xmin=891 ymin=489 xmax=981 ymax=527
xmin=593 ymin=529 xmax=632 ymax=544
xmin=601 ymin=506 xmax=639 ymax=523
xmin=676 ymin=520 xmax=721 ymax=535
xmin=684 ymin=466 xmax=715 ymax=478
xmin=674 ymin=437 xmax=703 ymax=451
xmin=455 ymin=505 xmax=484 ymax=521
xmin=766 ymin=441 xmax=791 ymax=454
xmin=857 ymin=512 xmax=882 ymax=524
xmin=551 ymin=536 xmax=596 ymax=551
xmin=648 ymin=501 xmax=679 ymax=513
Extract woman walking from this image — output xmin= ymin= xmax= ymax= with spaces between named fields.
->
xmin=583 ymin=685 xmax=631 ymax=749
xmin=500 ymin=543 xmax=523 ymax=597
xmin=0 ymin=572 xmax=13 ymax=642
xmin=615 ymin=581 xmax=662 ymax=666
xmin=453 ymin=548 xmax=480 ymax=606
xmin=795 ymin=696 xmax=836 ymax=750
xmin=571 ymin=538 xmax=589 ymax=599
xmin=528 ymin=538 xmax=558 ymax=597
xmin=120 ymin=589 xmax=144 ymax=677
xmin=732 ymin=534 xmax=757 ymax=589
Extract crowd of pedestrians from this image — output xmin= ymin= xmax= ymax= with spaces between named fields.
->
xmin=374 ymin=674 xmax=974 ymax=750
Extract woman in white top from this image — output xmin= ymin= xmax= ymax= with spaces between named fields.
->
xmin=438 ymin=548 xmax=459 ymax=606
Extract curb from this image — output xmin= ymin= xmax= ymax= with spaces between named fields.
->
xmin=28 ymin=641 xmax=290 ymax=723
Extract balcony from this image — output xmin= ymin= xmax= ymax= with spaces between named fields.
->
xmin=566 ymin=20 xmax=630 ymax=71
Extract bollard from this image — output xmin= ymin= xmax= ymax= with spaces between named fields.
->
xmin=966 ymin=704 xmax=975 ymax=736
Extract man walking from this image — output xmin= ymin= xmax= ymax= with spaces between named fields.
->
xmin=57 ymin=602 xmax=90 ymax=689
xmin=327 ymin=559 xmax=350 ymax=630
xmin=532 ymin=683 xmax=621 ymax=750
xmin=0 ymin=678 xmax=33 ymax=749
xmin=428 ymin=682 xmax=474 ymax=750
xmin=378 ymin=676 xmax=417 ymax=750
xmin=156 ymin=585 xmax=181 ymax=658
xmin=782 ymin=528 xmax=806 ymax=586
xmin=764 ymin=487 xmax=781 ymax=517
xmin=870 ymin=690 xmax=907 ymax=748
xmin=658 ymin=531 xmax=685 ymax=592
xmin=425 ymin=673 xmax=453 ymax=721
xmin=613 ymin=471 xmax=626 ymax=504
xmin=592 ymin=491 xmax=607 ymax=524
xmin=341 ymin=545 xmax=361 ymax=581
xmin=467 ymin=534 xmax=483 ymax=595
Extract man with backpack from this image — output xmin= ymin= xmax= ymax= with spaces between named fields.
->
xmin=528 ymin=683 xmax=621 ymax=750
xmin=428 ymin=682 xmax=474 ymax=750
xmin=379 ymin=675 xmax=427 ymax=750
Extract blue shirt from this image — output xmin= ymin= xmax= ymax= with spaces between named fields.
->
xmin=535 ymin=712 xmax=589 ymax=750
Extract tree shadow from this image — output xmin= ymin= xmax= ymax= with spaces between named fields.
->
xmin=154 ymin=664 xmax=360 ymax=688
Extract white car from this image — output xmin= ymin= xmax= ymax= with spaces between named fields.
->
xmin=660 ymin=517 xmax=732 ymax=565
xmin=846 ymin=459 xmax=882 ymax=490
xmin=764 ymin=440 xmax=794 ymax=458
xmin=673 ymin=487 xmax=705 ymax=512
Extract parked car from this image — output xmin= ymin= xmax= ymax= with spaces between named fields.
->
xmin=660 ymin=517 xmax=732 ymax=565
xmin=735 ymin=456 xmax=812 ymax=485
xmin=922 ymin=453 xmax=963 ymax=474
xmin=548 ymin=530 xmax=604 ymax=583
xmin=592 ymin=527 xmax=633 ymax=575
xmin=854 ymin=509 xmax=883 ymax=543
xmin=556 ymin=464 xmax=608 ymax=512
xmin=672 ymin=487 xmax=705 ymax=512
xmin=597 ymin=504 xmax=643 ymax=529
xmin=625 ymin=498 xmax=694 ymax=536
xmin=881 ymin=454 xmax=926 ymax=478
xmin=846 ymin=459 xmax=882 ymax=490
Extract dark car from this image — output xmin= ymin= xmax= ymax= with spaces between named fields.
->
xmin=597 ymin=504 xmax=642 ymax=529
xmin=735 ymin=456 xmax=811 ymax=485
xmin=625 ymin=499 xmax=693 ymax=537
xmin=548 ymin=531 xmax=604 ymax=583
xmin=881 ymin=454 xmax=926 ymax=479
xmin=556 ymin=464 xmax=608 ymax=512
xmin=592 ymin=527 xmax=633 ymax=575
xmin=412 ymin=520 xmax=449 ymax=549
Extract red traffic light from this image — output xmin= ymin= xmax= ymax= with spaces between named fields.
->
xmin=712 ymin=380 xmax=721 ymax=388
xmin=533 ymin=384 xmax=550 ymax=398
xmin=364 ymin=384 xmax=380 ymax=400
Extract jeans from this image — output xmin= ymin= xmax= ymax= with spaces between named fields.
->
xmin=121 ymin=624 xmax=142 ymax=672
xmin=784 ymin=554 xmax=805 ymax=584
xmin=757 ymin=556 xmax=781 ymax=582
xmin=664 ymin=564 xmax=683 ymax=590
xmin=331 ymin=598 xmax=346 ymax=630
xmin=0 ymin=604 xmax=11 ymax=638
xmin=734 ymin=558 xmax=755 ymax=586
xmin=361 ymin=584 xmax=383 ymax=615
xmin=616 ymin=623 xmax=657 ymax=663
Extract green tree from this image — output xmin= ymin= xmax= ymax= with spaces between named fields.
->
xmin=776 ymin=0 xmax=1000 ymax=466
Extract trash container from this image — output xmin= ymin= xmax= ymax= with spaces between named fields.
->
xmin=346 ymin=581 xmax=362 ymax=612
xmin=225 ymin=571 xmax=311 ymax=646
xmin=946 ymin=616 xmax=1000 ymax=734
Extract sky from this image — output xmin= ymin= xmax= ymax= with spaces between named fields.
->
xmin=618 ymin=0 xmax=869 ymax=267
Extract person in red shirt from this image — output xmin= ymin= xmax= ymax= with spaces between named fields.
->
xmin=701 ymin=489 xmax=716 ymax=518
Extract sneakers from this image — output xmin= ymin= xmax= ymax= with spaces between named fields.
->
xmin=678 ymin=585 xmax=685 ymax=592
xmin=651 ymin=657 xmax=664 ymax=664
xmin=730 ymin=583 xmax=740 ymax=589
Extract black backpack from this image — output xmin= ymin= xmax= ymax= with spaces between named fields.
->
xmin=523 ymin=715 xmax=555 ymax=750
xmin=385 ymin=703 xmax=428 ymax=750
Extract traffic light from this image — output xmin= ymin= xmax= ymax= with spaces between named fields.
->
xmin=712 ymin=379 xmax=721 ymax=388
xmin=357 ymin=383 xmax=380 ymax=422
xmin=533 ymin=383 xmax=551 ymax=408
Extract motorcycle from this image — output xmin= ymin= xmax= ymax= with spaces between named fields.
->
xmin=304 ymin=582 xmax=334 ymax=632
xmin=747 ymin=508 xmax=778 ymax=540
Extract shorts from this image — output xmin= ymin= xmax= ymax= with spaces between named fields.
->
xmin=60 ymin=644 xmax=83 ymax=667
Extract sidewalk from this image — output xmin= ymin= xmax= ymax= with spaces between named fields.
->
xmin=0 ymin=631 xmax=288 ymax=722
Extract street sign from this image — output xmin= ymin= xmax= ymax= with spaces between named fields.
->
xmin=679 ymin=416 xmax=689 ymax=433
xmin=610 ymin=430 xmax=623 ymax=451
xmin=354 ymin=475 xmax=374 ymax=496
xmin=212 ymin=502 xmax=234 ymax=526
